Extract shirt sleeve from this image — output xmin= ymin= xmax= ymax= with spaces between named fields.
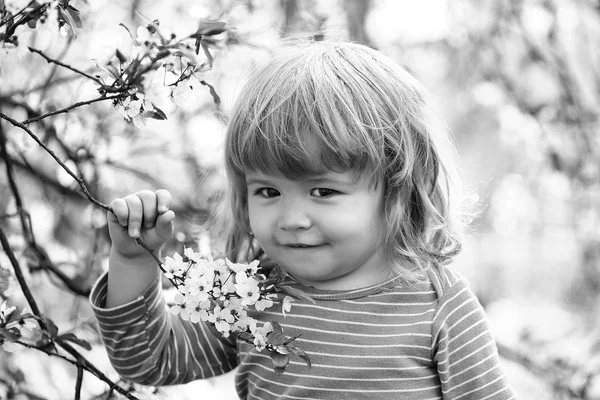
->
xmin=89 ymin=271 xmax=238 ymax=386
xmin=431 ymin=270 xmax=516 ymax=400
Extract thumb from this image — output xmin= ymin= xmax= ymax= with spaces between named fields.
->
xmin=156 ymin=210 xmax=175 ymax=239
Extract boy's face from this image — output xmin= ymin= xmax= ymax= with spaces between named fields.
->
xmin=246 ymin=169 xmax=392 ymax=290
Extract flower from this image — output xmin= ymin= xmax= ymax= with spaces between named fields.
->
xmin=253 ymin=322 xmax=274 ymax=351
xmin=0 ymin=301 xmax=16 ymax=324
xmin=115 ymin=93 xmax=155 ymax=128
xmin=282 ymin=296 xmax=294 ymax=317
xmin=162 ymin=252 xmax=188 ymax=280
xmin=234 ymin=279 xmax=260 ymax=307
xmin=170 ymin=76 xmax=202 ymax=108
xmin=255 ymin=297 xmax=274 ymax=312
xmin=161 ymin=248 xmax=309 ymax=372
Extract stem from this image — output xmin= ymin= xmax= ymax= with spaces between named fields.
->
xmin=1 ymin=114 xmax=167 ymax=281
xmin=16 ymin=340 xmax=140 ymax=400
xmin=22 ymin=94 xmax=124 ymax=125
xmin=0 ymin=123 xmax=35 ymax=245
xmin=0 ymin=225 xmax=44 ymax=322
xmin=75 ymin=364 xmax=83 ymax=400
xmin=28 ymin=46 xmax=104 ymax=85
xmin=0 ymin=112 xmax=111 ymax=211
xmin=57 ymin=341 xmax=140 ymax=400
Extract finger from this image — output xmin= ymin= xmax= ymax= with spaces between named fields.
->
xmin=109 ymin=198 xmax=129 ymax=227
xmin=156 ymin=210 xmax=175 ymax=239
xmin=155 ymin=189 xmax=172 ymax=214
xmin=137 ymin=190 xmax=158 ymax=229
xmin=123 ymin=194 xmax=143 ymax=238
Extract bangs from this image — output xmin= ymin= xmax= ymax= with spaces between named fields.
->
xmin=231 ymin=107 xmax=376 ymax=180
xmin=226 ymin=46 xmax=387 ymax=181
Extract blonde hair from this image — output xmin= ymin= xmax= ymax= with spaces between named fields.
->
xmin=222 ymin=39 xmax=468 ymax=282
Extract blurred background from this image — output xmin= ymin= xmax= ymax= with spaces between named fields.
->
xmin=1 ymin=0 xmax=600 ymax=399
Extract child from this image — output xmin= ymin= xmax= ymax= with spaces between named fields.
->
xmin=91 ymin=39 xmax=516 ymax=399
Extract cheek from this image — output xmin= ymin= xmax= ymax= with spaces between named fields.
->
xmin=247 ymin=201 xmax=271 ymax=239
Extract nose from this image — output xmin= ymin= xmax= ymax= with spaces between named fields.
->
xmin=277 ymin=197 xmax=311 ymax=231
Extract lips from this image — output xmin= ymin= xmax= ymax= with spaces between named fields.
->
xmin=281 ymin=243 xmax=323 ymax=248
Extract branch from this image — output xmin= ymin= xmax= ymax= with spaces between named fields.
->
xmin=0 ymin=121 xmax=36 ymax=245
xmin=14 ymin=340 xmax=140 ymax=400
xmin=0 ymin=112 xmax=111 ymax=211
xmin=35 ymin=249 xmax=92 ymax=298
xmin=28 ymin=46 xmax=104 ymax=86
xmin=75 ymin=364 xmax=83 ymax=400
xmin=5 ymin=154 xmax=91 ymax=204
xmin=0 ymin=225 xmax=44 ymax=319
xmin=21 ymin=94 xmax=124 ymax=125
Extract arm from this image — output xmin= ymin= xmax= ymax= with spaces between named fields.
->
xmin=91 ymin=270 xmax=238 ymax=385
xmin=431 ymin=273 xmax=516 ymax=399
xmin=106 ymin=189 xmax=173 ymax=308
xmin=91 ymin=190 xmax=238 ymax=385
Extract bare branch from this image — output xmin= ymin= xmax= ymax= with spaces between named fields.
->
xmin=21 ymin=94 xmax=125 ymax=125
xmin=0 ymin=225 xmax=44 ymax=320
xmin=0 ymin=112 xmax=111 ymax=211
xmin=28 ymin=46 xmax=104 ymax=86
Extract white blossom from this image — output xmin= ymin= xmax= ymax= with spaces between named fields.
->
xmin=163 ymin=248 xmax=299 ymax=356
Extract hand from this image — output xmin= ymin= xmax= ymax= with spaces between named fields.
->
xmin=107 ymin=189 xmax=175 ymax=259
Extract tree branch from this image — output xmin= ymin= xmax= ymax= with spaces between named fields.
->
xmin=28 ymin=46 xmax=104 ymax=86
xmin=22 ymin=94 xmax=125 ymax=125
xmin=0 ymin=112 xmax=111 ymax=211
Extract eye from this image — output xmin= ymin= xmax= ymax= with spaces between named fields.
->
xmin=254 ymin=187 xmax=280 ymax=198
xmin=310 ymin=188 xmax=338 ymax=198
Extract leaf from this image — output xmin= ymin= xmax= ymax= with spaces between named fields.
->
xmin=24 ymin=1 xmax=42 ymax=29
xmin=265 ymin=321 xmax=287 ymax=346
xmin=1 ymin=327 xmax=22 ymax=341
xmin=270 ymin=350 xmax=289 ymax=374
xmin=190 ymin=20 xmax=227 ymax=38
xmin=143 ymin=106 xmax=168 ymax=121
xmin=279 ymin=285 xmax=316 ymax=304
xmin=115 ymin=49 xmax=127 ymax=64
xmin=57 ymin=7 xmax=79 ymax=38
xmin=66 ymin=5 xmax=82 ymax=28
xmin=287 ymin=345 xmax=312 ymax=369
xmin=201 ymin=42 xmax=214 ymax=68
xmin=42 ymin=317 xmax=59 ymax=338
xmin=56 ymin=333 xmax=92 ymax=351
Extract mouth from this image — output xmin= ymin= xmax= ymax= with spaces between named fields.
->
xmin=283 ymin=243 xmax=323 ymax=249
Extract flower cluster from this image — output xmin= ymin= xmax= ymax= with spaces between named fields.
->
xmin=0 ymin=301 xmax=37 ymax=352
xmin=99 ymin=18 xmax=226 ymax=125
xmin=114 ymin=92 xmax=159 ymax=128
xmin=163 ymin=248 xmax=309 ymax=373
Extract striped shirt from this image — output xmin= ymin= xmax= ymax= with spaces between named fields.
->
xmin=90 ymin=265 xmax=515 ymax=399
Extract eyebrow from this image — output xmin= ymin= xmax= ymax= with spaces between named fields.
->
xmin=245 ymin=173 xmax=354 ymax=186
xmin=245 ymin=177 xmax=271 ymax=186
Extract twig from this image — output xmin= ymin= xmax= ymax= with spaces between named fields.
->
xmin=0 ymin=123 xmax=36 ymax=245
xmin=75 ymin=364 xmax=83 ymax=400
xmin=2 ymin=113 xmax=165 ymax=276
xmin=38 ymin=38 xmax=74 ymax=106
xmin=16 ymin=340 xmax=140 ymax=400
xmin=57 ymin=341 xmax=140 ymax=400
xmin=22 ymin=94 xmax=125 ymax=125
xmin=99 ymin=158 xmax=163 ymax=187
xmin=36 ymin=250 xmax=91 ymax=298
xmin=0 ymin=112 xmax=111 ymax=211
xmin=5 ymin=154 xmax=91 ymax=203
xmin=28 ymin=46 xmax=104 ymax=86
xmin=0 ymin=226 xmax=44 ymax=322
